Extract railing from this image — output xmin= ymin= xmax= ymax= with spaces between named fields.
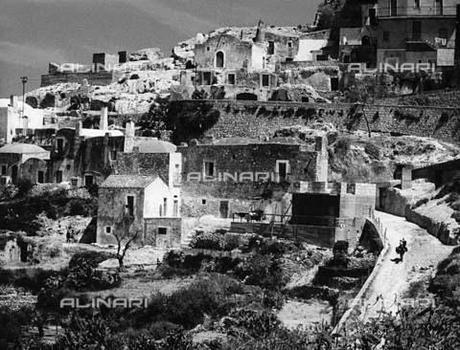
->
xmin=232 ymin=212 xmax=352 ymax=227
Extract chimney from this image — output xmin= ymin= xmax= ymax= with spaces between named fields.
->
xmin=124 ymin=120 xmax=136 ymax=152
xmin=9 ymin=95 xmax=18 ymax=109
xmin=100 ymin=106 xmax=108 ymax=130
xmin=254 ymin=19 xmax=265 ymax=43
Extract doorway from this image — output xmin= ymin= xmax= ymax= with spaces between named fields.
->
xmin=219 ymin=200 xmax=229 ymax=218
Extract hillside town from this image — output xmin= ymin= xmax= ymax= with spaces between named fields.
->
xmin=0 ymin=0 xmax=460 ymax=349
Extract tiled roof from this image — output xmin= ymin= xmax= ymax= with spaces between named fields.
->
xmin=100 ymin=175 xmax=158 ymax=189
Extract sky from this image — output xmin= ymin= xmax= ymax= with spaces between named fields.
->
xmin=0 ymin=0 xmax=321 ymax=97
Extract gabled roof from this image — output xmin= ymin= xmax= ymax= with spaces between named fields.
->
xmin=100 ymin=175 xmax=158 ymax=189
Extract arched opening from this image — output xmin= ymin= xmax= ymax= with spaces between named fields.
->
xmin=215 ymin=51 xmax=224 ymax=68
xmin=236 ymin=93 xmax=258 ymax=101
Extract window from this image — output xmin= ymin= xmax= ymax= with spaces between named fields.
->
xmin=70 ymin=177 xmax=79 ymax=187
xmin=383 ymin=31 xmax=390 ymax=42
xmin=390 ymin=0 xmax=398 ymax=16
xmin=262 ymin=74 xmax=270 ymax=87
xmin=215 ymin=51 xmax=224 ymax=68
xmin=203 ymin=161 xmax=215 ymax=178
xmin=0 ymin=165 xmax=6 ymax=176
xmin=163 ymin=198 xmax=168 ymax=216
xmin=202 ymin=199 xmax=207 ymax=205
xmin=37 ymin=171 xmax=44 ymax=184
xmin=268 ymin=41 xmax=275 ymax=55
xmin=173 ymin=199 xmax=179 ymax=217
xmin=84 ymin=175 xmax=94 ymax=187
xmin=56 ymin=170 xmax=63 ymax=183
xmin=412 ymin=21 xmax=421 ymax=41
xmin=203 ymin=72 xmax=212 ymax=85
xmin=56 ymin=138 xmax=64 ymax=153
xmin=0 ymin=177 xmax=6 ymax=185
xmin=414 ymin=0 xmax=420 ymax=9
xmin=369 ymin=8 xmax=377 ymax=26
xmin=105 ymin=226 xmax=112 ymax=234
xmin=287 ymin=41 xmax=293 ymax=48
xmin=158 ymin=227 xmax=167 ymax=235
xmin=227 ymin=73 xmax=236 ymax=85
xmin=126 ymin=195 xmax=134 ymax=216
xmin=110 ymin=150 xmax=117 ymax=161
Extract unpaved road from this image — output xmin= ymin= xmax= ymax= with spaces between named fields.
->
xmin=361 ymin=211 xmax=452 ymax=321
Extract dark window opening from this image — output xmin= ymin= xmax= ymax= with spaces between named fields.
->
xmin=216 ymin=51 xmax=224 ymax=68
xmin=204 ymin=161 xmax=215 ymax=177
xmin=84 ymin=175 xmax=94 ymax=187
xmin=369 ymin=8 xmax=377 ymax=25
xmin=110 ymin=150 xmax=117 ymax=161
xmin=56 ymin=170 xmax=63 ymax=183
xmin=268 ymin=41 xmax=275 ymax=55
xmin=105 ymin=226 xmax=112 ymax=234
xmin=414 ymin=0 xmax=420 ymax=9
xmin=57 ymin=138 xmax=64 ymax=153
xmin=390 ymin=0 xmax=398 ymax=16
xmin=38 ymin=171 xmax=44 ymax=184
xmin=1 ymin=165 xmax=6 ymax=176
xmin=126 ymin=195 xmax=134 ymax=216
xmin=163 ymin=198 xmax=168 ymax=216
xmin=330 ymin=77 xmax=339 ymax=91
xmin=227 ymin=73 xmax=236 ymax=85
xmin=173 ymin=200 xmax=179 ymax=217
xmin=262 ymin=74 xmax=270 ymax=87
xmin=316 ymin=54 xmax=328 ymax=61
xmin=202 ymin=199 xmax=207 ymax=205
xmin=158 ymin=227 xmax=167 ymax=235
xmin=203 ymin=72 xmax=212 ymax=85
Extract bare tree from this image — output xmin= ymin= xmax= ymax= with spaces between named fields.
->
xmin=112 ymin=213 xmax=140 ymax=271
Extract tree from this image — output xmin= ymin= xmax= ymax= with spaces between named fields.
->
xmin=112 ymin=213 xmax=139 ymax=270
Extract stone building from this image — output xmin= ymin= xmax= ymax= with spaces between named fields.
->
xmin=178 ymin=136 xmax=328 ymax=218
xmin=0 ymin=96 xmax=45 ymax=144
xmin=0 ymin=143 xmax=50 ymax=185
xmin=376 ymin=0 xmax=460 ymax=70
xmin=96 ymin=174 xmax=181 ymax=248
xmin=49 ymin=107 xmax=124 ymax=186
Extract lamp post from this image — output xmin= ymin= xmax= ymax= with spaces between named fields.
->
xmin=20 ymin=76 xmax=28 ymax=118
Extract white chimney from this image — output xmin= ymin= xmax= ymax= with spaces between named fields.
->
xmin=9 ymin=95 xmax=18 ymax=109
xmin=100 ymin=106 xmax=108 ymax=130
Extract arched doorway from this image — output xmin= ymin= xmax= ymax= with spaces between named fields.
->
xmin=215 ymin=51 xmax=224 ymax=68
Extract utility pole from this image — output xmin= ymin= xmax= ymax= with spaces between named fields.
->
xmin=20 ymin=76 xmax=28 ymax=118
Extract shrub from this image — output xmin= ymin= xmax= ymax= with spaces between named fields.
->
xmin=234 ymin=254 xmax=288 ymax=289
xmin=17 ymin=178 xmax=34 ymax=197
xmin=190 ymin=232 xmax=225 ymax=250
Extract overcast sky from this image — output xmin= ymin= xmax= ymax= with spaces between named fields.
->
xmin=0 ymin=0 xmax=321 ymax=97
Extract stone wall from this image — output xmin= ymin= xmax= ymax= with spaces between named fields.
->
xmin=116 ymin=152 xmax=170 ymax=184
xmin=144 ymin=218 xmax=182 ymax=248
xmin=173 ymin=100 xmax=460 ymax=144
xmin=40 ymin=72 xmax=113 ymax=87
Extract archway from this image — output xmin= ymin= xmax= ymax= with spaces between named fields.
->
xmin=215 ymin=51 xmax=224 ymax=68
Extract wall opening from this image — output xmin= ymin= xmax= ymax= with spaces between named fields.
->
xmin=215 ymin=51 xmax=225 ymax=68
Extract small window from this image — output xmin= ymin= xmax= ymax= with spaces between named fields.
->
xmin=126 ymin=195 xmax=135 ymax=216
xmin=412 ymin=21 xmax=421 ymax=41
xmin=71 ymin=177 xmax=79 ymax=187
xmin=287 ymin=41 xmax=293 ymax=48
xmin=173 ymin=199 xmax=179 ymax=217
xmin=158 ymin=227 xmax=167 ymax=235
xmin=163 ymin=198 xmax=168 ymax=216
xmin=203 ymin=161 xmax=215 ymax=178
xmin=85 ymin=175 xmax=94 ymax=187
xmin=215 ymin=51 xmax=224 ymax=68
xmin=110 ymin=150 xmax=117 ymax=161
xmin=383 ymin=31 xmax=390 ymax=42
xmin=262 ymin=74 xmax=270 ymax=87
xmin=1 ymin=165 xmax=6 ymax=176
xmin=56 ymin=170 xmax=63 ymax=183
xmin=203 ymin=72 xmax=212 ymax=85
xmin=268 ymin=41 xmax=275 ymax=55
xmin=227 ymin=73 xmax=236 ymax=85
xmin=202 ymin=199 xmax=207 ymax=205
xmin=414 ymin=0 xmax=420 ymax=9
xmin=105 ymin=226 xmax=112 ymax=234
xmin=56 ymin=138 xmax=64 ymax=153
xmin=37 ymin=171 xmax=44 ymax=184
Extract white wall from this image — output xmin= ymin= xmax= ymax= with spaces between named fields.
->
xmin=295 ymin=39 xmax=328 ymax=61
xmin=144 ymin=177 xmax=180 ymax=218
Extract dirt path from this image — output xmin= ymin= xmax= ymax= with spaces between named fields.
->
xmin=361 ymin=211 xmax=452 ymax=321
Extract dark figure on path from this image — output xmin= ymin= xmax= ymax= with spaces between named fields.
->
xmin=396 ymin=239 xmax=408 ymax=262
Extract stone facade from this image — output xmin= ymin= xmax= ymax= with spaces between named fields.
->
xmin=97 ymin=175 xmax=181 ymax=248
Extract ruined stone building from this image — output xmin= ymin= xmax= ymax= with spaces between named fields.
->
xmin=178 ymin=135 xmax=328 ymax=218
xmin=96 ymin=175 xmax=181 ymax=248
xmin=0 ymin=96 xmax=45 ymax=144
xmin=0 ymin=143 xmax=50 ymax=185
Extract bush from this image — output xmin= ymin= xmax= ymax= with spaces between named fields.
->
xmin=17 ymin=178 xmax=34 ymax=197
xmin=190 ymin=232 xmax=225 ymax=250
xmin=234 ymin=254 xmax=288 ymax=290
